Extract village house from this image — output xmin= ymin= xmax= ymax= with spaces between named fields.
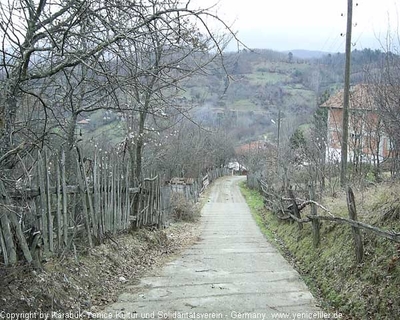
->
xmin=321 ymin=84 xmax=391 ymax=165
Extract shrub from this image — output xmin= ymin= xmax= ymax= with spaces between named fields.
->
xmin=170 ymin=193 xmax=200 ymax=222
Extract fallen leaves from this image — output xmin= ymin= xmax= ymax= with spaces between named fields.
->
xmin=0 ymin=222 xmax=200 ymax=314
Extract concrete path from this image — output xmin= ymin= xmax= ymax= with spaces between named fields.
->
xmin=105 ymin=176 xmax=322 ymax=319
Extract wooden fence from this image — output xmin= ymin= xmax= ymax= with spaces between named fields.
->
xmin=0 ymin=147 xmax=228 ymax=267
xmin=250 ymin=176 xmax=400 ymax=263
xmin=162 ymin=167 xmax=230 ymax=214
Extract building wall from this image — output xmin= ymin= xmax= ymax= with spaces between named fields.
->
xmin=326 ymin=108 xmax=390 ymax=163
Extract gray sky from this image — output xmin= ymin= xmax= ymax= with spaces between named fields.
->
xmin=192 ymin=0 xmax=400 ymax=52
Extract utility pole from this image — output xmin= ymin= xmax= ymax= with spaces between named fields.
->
xmin=340 ymin=0 xmax=353 ymax=187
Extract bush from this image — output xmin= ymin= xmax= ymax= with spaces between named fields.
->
xmin=170 ymin=193 xmax=200 ymax=222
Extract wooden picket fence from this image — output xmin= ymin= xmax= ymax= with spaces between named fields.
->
xmin=0 ymin=147 xmax=229 ymax=267
xmin=167 ymin=167 xmax=230 ymax=205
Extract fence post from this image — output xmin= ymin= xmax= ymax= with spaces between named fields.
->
xmin=309 ymin=182 xmax=320 ymax=248
xmin=347 ymin=186 xmax=363 ymax=263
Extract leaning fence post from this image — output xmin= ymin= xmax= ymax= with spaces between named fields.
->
xmin=309 ymin=182 xmax=320 ymax=248
xmin=347 ymin=186 xmax=364 ymax=263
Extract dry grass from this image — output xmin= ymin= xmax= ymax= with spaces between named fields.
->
xmin=170 ymin=193 xmax=201 ymax=222
xmin=322 ymin=181 xmax=400 ymax=224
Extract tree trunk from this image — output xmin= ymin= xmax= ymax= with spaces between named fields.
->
xmin=0 ymin=89 xmax=19 ymax=168
xmin=135 ymin=111 xmax=146 ymax=182
xmin=65 ymin=112 xmax=78 ymax=181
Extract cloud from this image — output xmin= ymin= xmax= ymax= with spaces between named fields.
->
xmin=192 ymin=0 xmax=400 ymax=52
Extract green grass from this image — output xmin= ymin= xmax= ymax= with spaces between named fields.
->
xmin=239 ymin=182 xmax=273 ymax=239
xmin=283 ymin=87 xmax=316 ymax=108
xmin=85 ymin=121 xmax=124 ymax=144
xmin=232 ymin=99 xmax=260 ymax=111
xmin=239 ymin=181 xmax=400 ymax=319
xmin=246 ymin=72 xmax=289 ymax=85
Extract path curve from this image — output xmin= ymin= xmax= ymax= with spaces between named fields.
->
xmin=105 ymin=176 xmax=321 ymax=319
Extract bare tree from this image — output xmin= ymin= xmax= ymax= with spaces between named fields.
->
xmin=365 ymin=49 xmax=400 ymax=176
xmin=109 ymin=1 xmax=234 ymax=182
xmin=0 ymin=0 xmax=238 ymax=264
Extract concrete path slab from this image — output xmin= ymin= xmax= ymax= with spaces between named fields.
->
xmin=104 ymin=176 xmax=322 ymax=319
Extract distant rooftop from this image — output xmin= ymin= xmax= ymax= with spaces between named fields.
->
xmin=320 ymin=84 xmax=376 ymax=111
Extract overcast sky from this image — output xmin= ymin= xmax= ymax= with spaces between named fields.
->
xmin=192 ymin=0 xmax=400 ymax=52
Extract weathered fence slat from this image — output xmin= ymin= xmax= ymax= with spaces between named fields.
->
xmin=157 ymin=176 xmax=162 ymax=228
xmin=9 ymin=212 xmax=33 ymax=264
xmin=76 ymin=158 xmax=93 ymax=248
xmin=124 ymin=162 xmax=130 ymax=229
xmin=37 ymin=152 xmax=48 ymax=253
xmin=80 ymin=153 xmax=96 ymax=240
xmin=309 ymin=183 xmax=320 ymax=248
xmin=111 ymin=161 xmax=116 ymax=233
xmin=93 ymin=151 xmax=101 ymax=239
xmin=106 ymin=157 xmax=111 ymax=232
xmin=0 ymin=209 xmax=17 ymax=265
xmin=145 ymin=182 xmax=153 ymax=225
xmin=0 ymin=225 xmax=9 ymax=265
xmin=137 ymin=184 xmax=142 ymax=228
xmin=61 ymin=151 xmax=68 ymax=248
xmin=116 ymin=160 xmax=121 ymax=230
xmin=56 ymin=159 xmax=62 ymax=250
xmin=44 ymin=150 xmax=54 ymax=253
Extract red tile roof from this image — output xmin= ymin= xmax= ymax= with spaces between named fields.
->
xmin=321 ymin=84 xmax=376 ymax=111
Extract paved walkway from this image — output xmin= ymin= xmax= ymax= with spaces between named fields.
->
xmin=105 ymin=176 xmax=321 ymax=319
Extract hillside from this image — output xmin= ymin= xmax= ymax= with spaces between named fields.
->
xmin=80 ymin=48 xmax=387 ymax=146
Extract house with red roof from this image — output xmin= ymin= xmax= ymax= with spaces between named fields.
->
xmin=321 ymin=84 xmax=391 ymax=164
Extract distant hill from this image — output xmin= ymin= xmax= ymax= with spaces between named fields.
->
xmin=283 ymin=50 xmax=334 ymax=59
xmin=83 ymin=47 xmax=388 ymax=146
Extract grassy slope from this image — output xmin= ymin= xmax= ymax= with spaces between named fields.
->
xmin=241 ymin=61 xmax=317 ymax=112
xmin=239 ymin=181 xmax=400 ymax=319
xmin=187 ymin=59 xmax=318 ymax=115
